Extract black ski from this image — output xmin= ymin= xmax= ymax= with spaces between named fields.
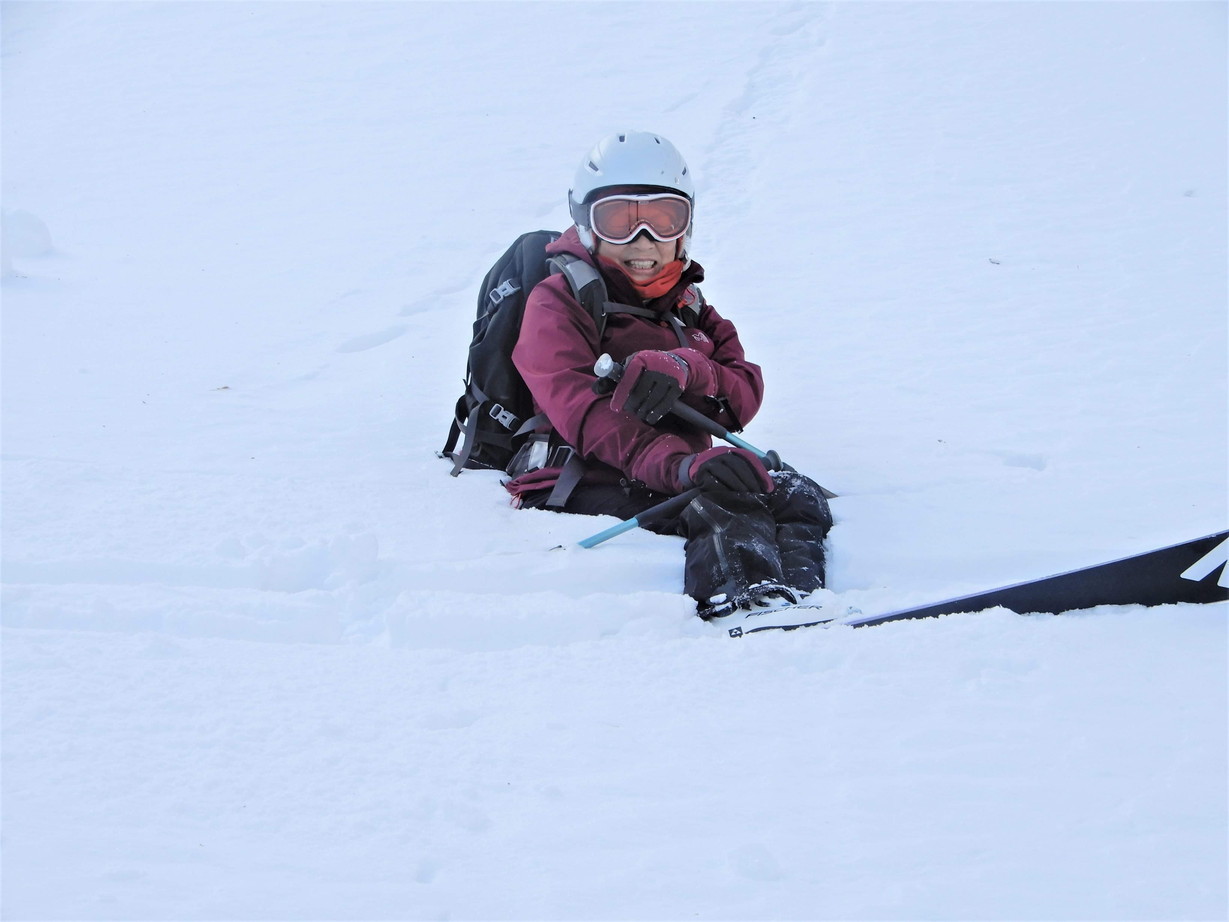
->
xmin=844 ymin=530 xmax=1228 ymax=630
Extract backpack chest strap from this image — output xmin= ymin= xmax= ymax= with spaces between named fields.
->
xmin=600 ymin=302 xmax=695 ymax=349
xmin=550 ymin=255 xmax=701 ymax=349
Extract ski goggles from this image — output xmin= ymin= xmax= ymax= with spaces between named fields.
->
xmin=588 ymin=193 xmax=692 ymax=245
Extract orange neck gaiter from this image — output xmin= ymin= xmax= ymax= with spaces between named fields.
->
xmin=598 ymin=256 xmax=685 ymax=301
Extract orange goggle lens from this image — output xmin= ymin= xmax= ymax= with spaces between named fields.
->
xmin=589 ymin=194 xmax=691 ymax=245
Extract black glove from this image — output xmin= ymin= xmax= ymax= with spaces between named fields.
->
xmin=681 ymin=447 xmax=775 ymax=493
xmin=610 ymin=351 xmax=689 ymax=424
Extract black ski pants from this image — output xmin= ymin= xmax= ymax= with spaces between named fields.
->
xmin=523 ymin=471 xmax=833 ymax=609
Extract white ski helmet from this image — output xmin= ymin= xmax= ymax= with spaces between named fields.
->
xmin=568 ymin=130 xmax=695 ymax=256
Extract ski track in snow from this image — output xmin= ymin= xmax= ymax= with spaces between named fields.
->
xmin=2 ymin=3 xmax=1226 ymax=919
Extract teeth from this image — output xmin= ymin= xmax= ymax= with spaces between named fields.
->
xmin=627 ymin=260 xmax=655 ymax=269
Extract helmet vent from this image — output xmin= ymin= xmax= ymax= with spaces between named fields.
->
xmin=587 ymin=160 xmax=599 ymax=173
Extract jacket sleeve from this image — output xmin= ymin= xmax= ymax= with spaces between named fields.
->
xmin=512 ymin=276 xmax=711 ymax=494
xmin=674 ymin=299 xmax=764 ymax=431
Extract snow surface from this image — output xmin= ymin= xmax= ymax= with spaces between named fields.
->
xmin=2 ymin=2 xmax=1226 ymax=919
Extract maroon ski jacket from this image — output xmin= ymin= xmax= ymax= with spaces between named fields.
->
xmin=508 ymin=228 xmax=764 ymax=498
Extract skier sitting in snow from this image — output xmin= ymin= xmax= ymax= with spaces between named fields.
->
xmin=507 ymin=130 xmax=833 ymax=618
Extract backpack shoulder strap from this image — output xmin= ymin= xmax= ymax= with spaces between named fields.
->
xmin=547 ymin=256 xmax=705 ymax=348
xmin=547 ymin=254 xmax=610 ymax=338
xmin=531 ymin=253 xmax=610 ymax=508
xmin=679 ymin=283 xmax=704 ymax=328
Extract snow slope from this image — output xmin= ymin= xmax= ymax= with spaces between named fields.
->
xmin=2 ymin=2 xmax=1225 ymax=919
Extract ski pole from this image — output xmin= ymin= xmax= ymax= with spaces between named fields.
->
xmin=594 ymin=354 xmax=836 ymax=498
xmin=577 ymin=355 xmax=837 ymax=548
xmin=577 ymin=487 xmax=703 ymax=549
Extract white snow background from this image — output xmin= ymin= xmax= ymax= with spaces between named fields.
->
xmin=2 ymin=2 xmax=1226 ymax=919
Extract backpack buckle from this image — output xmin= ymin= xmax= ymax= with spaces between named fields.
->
xmin=489 ymin=280 xmax=519 ymax=305
xmin=488 ymin=403 xmax=518 ymax=429
xmin=546 ymin=445 xmax=576 ymax=469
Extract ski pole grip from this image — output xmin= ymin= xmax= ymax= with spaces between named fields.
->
xmin=594 ymin=354 xmax=624 ymax=382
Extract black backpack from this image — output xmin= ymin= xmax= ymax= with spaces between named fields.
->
xmin=441 ymin=231 xmax=607 ymax=476
xmin=441 ymin=230 xmax=705 ymax=480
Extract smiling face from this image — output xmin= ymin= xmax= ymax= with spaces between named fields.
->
xmin=594 ymin=233 xmax=678 ymax=283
